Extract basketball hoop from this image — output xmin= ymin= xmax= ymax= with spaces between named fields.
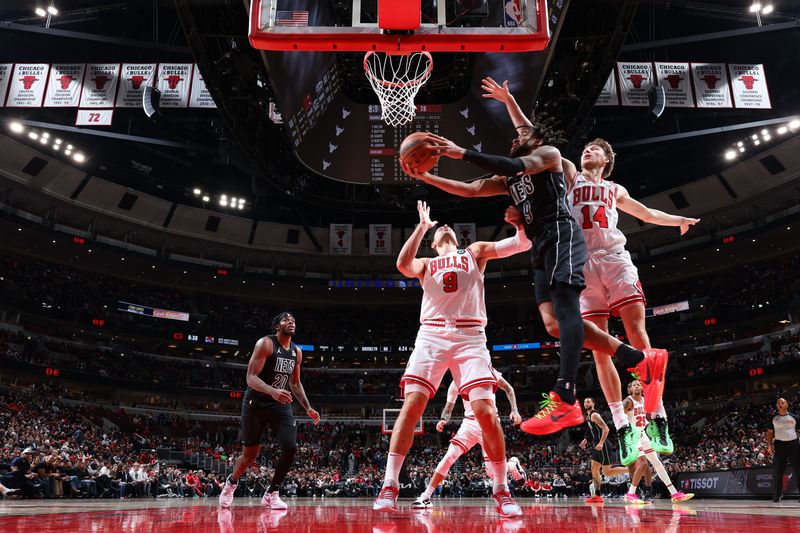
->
xmin=364 ymin=51 xmax=433 ymax=126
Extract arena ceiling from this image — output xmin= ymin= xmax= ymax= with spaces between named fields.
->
xmin=0 ymin=0 xmax=798 ymax=228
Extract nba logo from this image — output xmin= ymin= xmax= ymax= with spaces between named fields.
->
xmin=504 ymin=0 xmax=522 ymax=27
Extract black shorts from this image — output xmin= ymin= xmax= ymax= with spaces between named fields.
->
xmin=590 ymin=443 xmax=615 ymax=465
xmin=532 ymin=219 xmax=587 ymax=304
xmin=240 ymin=392 xmax=296 ymax=447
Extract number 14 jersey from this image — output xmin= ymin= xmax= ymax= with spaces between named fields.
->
xmin=420 ymin=249 xmax=487 ymax=327
xmin=569 ymin=174 xmax=627 ymax=253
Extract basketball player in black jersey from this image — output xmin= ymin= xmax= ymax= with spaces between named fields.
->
xmin=218 ymin=312 xmax=320 ymax=510
xmin=403 ymin=128 xmax=667 ymax=441
xmin=580 ymin=397 xmax=627 ymax=503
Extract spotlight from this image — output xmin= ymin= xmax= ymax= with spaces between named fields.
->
xmin=10 ymin=122 xmax=24 ymax=133
xmin=737 ymin=141 xmax=744 ymax=147
xmin=193 ymin=188 xmax=201 ymax=195
xmin=761 ymin=129 xmax=768 ymax=135
xmin=220 ymin=194 xmax=227 ymax=201
xmin=739 ymin=147 xmax=745 ymax=153
xmin=238 ymin=204 xmax=244 ymax=210
xmin=67 ymin=144 xmax=73 ymax=150
xmin=231 ymin=197 xmax=238 ymax=204
xmin=751 ymin=134 xmax=758 ymax=140
xmin=724 ymin=150 xmax=736 ymax=160
xmin=53 ymin=144 xmax=60 ymax=151
xmin=220 ymin=198 xmax=228 ymax=207
xmin=42 ymin=132 xmax=50 ymax=138
xmin=202 ymin=195 xmax=210 ymax=202
xmin=47 ymin=6 xmax=58 ymax=15
xmin=40 ymin=137 xmax=48 ymax=144
xmin=29 ymin=132 xmax=39 ymax=140
xmin=749 ymin=3 xmax=762 ymax=13
xmin=761 ymin=4 xmax=774 ymax=14
xmin=35 ymin=7 xmax=47 ymax=16
xmin=54 ymin=138 xmax=62 ymax=144
xmin=238 ymin=198 xmax=245 ymax=205
xmin=777 ymin=126 xmax=788 ymax=134
xmin=763 ymin=134 xmax=771 ymax=141
xmin=73 ymin=153 xmax=85 ymax=163
xmin=64 ymin=149 xmax=72 ymax=155
xmin=754 ymin=139 xmax=761 ymax=145
xmin=789 ymin=120 xmax=800 ymax=129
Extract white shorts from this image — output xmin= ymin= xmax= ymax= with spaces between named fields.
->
xmin=450 ymin=417 xmax=485 ymax=455
xmin=580 ymin=249 xmax=646 ymax=318
xmin=400 ymin=326 xmax=497 ymax=400
xmin=637 ymin=429 xmax=654 ymax=459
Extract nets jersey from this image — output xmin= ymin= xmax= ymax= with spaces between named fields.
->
xmin=446 ymin=369 xmax=501 ymax=419
xmin=626 ymin=395 xmax=649 ymax=429
xmin=248 ymin=334 xmax=297 ymax=402
xmin=507 ymin=170 xmax=574 ymax=240
xmin=420 ymin=248 xmax=486 ymax=327
xmin=569 ymin=174 xmax=627 ymax=253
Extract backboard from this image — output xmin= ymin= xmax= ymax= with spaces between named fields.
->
xmin=249 ymin=0 xmax=549 ymax=53
xmin=382 ymin=408 xmax=424 ymax=436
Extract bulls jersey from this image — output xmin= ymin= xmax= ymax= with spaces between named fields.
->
xmin=420 ymin=248 xmax=486 ymax=327
xmin=569 ymin=174 xmax=627 ymax=253
xmin=446 ymin=369 xmax=501 ymax=419
xmin=248 ymin=334 xmax=297 ymax=403
xmin=626 ymin=395 xmax=649 ymax=429
xmin=507 ymin=170 xmax=574 ymax=239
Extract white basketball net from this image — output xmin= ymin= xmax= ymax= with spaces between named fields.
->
xmin=364 ymin=51 xmax=433 ymax=127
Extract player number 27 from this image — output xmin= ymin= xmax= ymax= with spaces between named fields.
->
xmin=580 ymin=205 xmax=609 ymax=229
xmin=443 ymin=272 xmax=459 ymax=293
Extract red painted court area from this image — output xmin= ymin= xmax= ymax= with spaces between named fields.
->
xmin=2 ymin=499 xmax=800 ymax=532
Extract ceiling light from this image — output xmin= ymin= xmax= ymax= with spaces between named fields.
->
xmin=54 ymin=138 xmax=62 ymax=144
xmin=53 ymin=144 xmax=60 ymax=151
xmin=777 ymin=126 xmax=788 ymax=134
xmin=761 ymin=4 xmax=774 ymax=14
xmin=761 ymin=129 xmax=768 ymax=135
xmin=73 ymin=153 xmax=85 ymax=163
xmin=763 ymin=134 xmax=771 ymax=141
xmin=238 ymin=198 xmax=245 ymax=204
xmin=47 ymin=6 xmax=58 ymax=15
xmin=29 ymin=132 xmax=39 ymax=140
xmin=749 ymin=3 xmax=762 ymax=12
xmin=202 ymin=195 xmax=210 ymax=202
xmin=220 ymin=199 xmax=228 ymax=207
xmin=737 ymin=141 xmax=743 ymax=147
xmin=724 ymin=150 xmax=736 ymax=160
xmin=220 ymin=194 xmax=227 ymax=201
xmin=35 ymin=7 xmax=47 ymax=16
xmin=231 ymin=197 xmax=238 ymax=204
xmin=40 ymin=137 xmax=48 ymax=144
xmin=789 ymin=120 xmax=800 ymax=129
xmin=738 ymin=147 xmax=745 ymax=153
xmin=754 ymin=139 xmax=761 ymax=145
xmin=751 ymin=134 xmax=758 ymax=140
xmin=10 ymin=122 xmax=24 ymax=133
xmin=238 ymin=204 xmax=244 ymax=210
xmin=42 ymin=132 xmax=50 ymax=138
xmin=67 ymin=144 xmax=73 ymax=150
xmin=64 ymin=149 xmax=72 ymax=155
xmin=193 ymin=188 xmax=201 ymax=195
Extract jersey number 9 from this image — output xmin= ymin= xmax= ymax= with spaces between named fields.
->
xmin=443 ymin=272 xmax=459 ymax=293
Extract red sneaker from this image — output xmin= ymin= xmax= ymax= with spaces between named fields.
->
xmin=585 ymin=495 xmax=604 ymax=503
xmin=373 ymin=484 xmax=399 ymax=513
xmin=634 ymin=349 xmax=669 ymax=413
xmin=520 ymin=392 xmax=584 ymax=435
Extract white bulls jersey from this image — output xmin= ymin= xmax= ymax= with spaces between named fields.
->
xmin=420 ymin=248 xmax=487 ymax=327
xmin=626 ymin=395 xmax=649 ymax=429
xmin=569 ymin=174 xmax=627 ymax=253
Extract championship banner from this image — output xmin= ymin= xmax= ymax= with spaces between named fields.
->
xmin=655 ymin=62 xmax=693 ymax=108
xmin=44 ymin=64 xmax=85 ymax=107
xmin=79 ymin=63 xmax=120 ymax=108
xmin=616 ymin=62 xmax=654 ymax=106
xmin=453 ymin=223 xmax=476 ymax=247
xmin=417 ymin=226 xmax=436 ymax=257
xmin=0 ymin=64 xmax=12 ymax=106
xmin=368 ymin=224 xmax=392 ymax=255
xmin=729 ymin=64 xmax=771 ymax=109
xmin=691 ymin=63 xmax=732 ymax=108
xmin=594 ymin=72 xmax=619 ymax=106
xmin=329 ymin=223 xmax=352 ymax=255
xmin=115 ymin=63 xmax=156 ymax=108
xmin=6 ymin=63 xmax=50 ymax=107
xmin=188 ymin=66 xmax=217 ymax=108
xmin=157 ymin=63 xmax=193 ymax=108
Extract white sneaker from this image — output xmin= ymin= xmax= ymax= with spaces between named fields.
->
xmin=218 ymin=479 xmax=236 ymax=508
xmin=261 ymin=490 xmax=288 ymax=510
xmin=493 ymin=490 xmax=523 ymax=518
xmin=411 ymin=496 xmax=431 ymax=509
xmin=507 ymin=457 xmax=527 ymax=482
xmin=373 ymin=484 xmax=399 ymax=512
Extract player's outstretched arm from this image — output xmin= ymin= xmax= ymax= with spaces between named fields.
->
xmin=497 ymin=376 xmax=521 ymax=425
xmin=481 ymin=77 xmax=533 ymax=130
xmin=437 ymin=381 xmax=460 ymax=432
xmin=247 ymin=337 xmax=292 ymax=404
xmin=468 ymin=206 xmax=531 ymax=269
xmin=617 ymin=184 xmax=700 ymax=235
xmin=289 ymin=348 xmax=320 ymax=425
xmin=396 ymin=200 xmax=435 ymax=279
xmin=404 ymin=165 xmax=509 ymax=198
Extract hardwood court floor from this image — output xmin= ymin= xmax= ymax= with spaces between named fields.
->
xmin=1 ymin=496 xmax=800 ymax=532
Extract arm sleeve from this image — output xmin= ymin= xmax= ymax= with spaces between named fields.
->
xmin=446 ymin=381 xmax=459 ymax=405
xmin=463 ymin=149 xmax=526 ymax=176
xmin=493 ymin=228 xmax=532 ymax=258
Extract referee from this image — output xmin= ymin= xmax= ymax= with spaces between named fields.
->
xmin=765 ymin=397 xmax=800 ymax=502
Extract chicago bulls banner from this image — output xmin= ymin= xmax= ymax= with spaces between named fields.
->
xmin=44 ymin=64 xmax=85 ymax=107
xmin=729 ymin=64 xmax=771 ymax=109
xmin=79 ymin=63 xmax=120 ymax=108
xmin=655 ymin=62 xmax=693 ymax=108
xmin=594 ymin=72 xmax=619 ymax=106
xmin=453 ymin=223 xmax=476 ymax=248
xmin=691 ymin=63 xmax=732 ymax=108
xmin=76 ymin=109 xmax=113 ymax=126
xmin=416 ymin=226 xmax=436 ymax=257
xmin=158 ymin=63 xmax=193 ymax=108
xmin=188 ymin=67 xmax=217 ymax=108
xmin=0 ymin=64 xmax=12 ymax=107
xmin=116 ymin=63 xmax=156 ymax=108
xmin=368 ymin=224 xmax=392 ymax=255
xmin=6 ymin=63 xmax=50 ymax=107
xmin=616 ymin=62 xmax=654 ymax=106
xmin=329 ymin=223 xmax=352 ymax=255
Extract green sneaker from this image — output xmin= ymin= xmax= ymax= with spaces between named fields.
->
xmin=618 ymin=423 xmax=642 ymax=466
xmin=646 ymin=417 xmax=674 ymax=455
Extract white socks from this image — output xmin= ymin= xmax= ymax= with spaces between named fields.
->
xmin=652 ymin=399 xmax=668 ymax=419
xmin=609 ymin=401 xmax=627 ymax=429
xmin=383 ymin=452 xmax=405 ymax=487
xmin=421 ymin=485 xmax=434 ymax=499
xmin=488 ymin=461 xmax=508 ymax=493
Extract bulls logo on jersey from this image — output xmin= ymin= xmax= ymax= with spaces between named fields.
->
xmin=428 ymin=253 xmax=470 ymax=277
xmin=572 ymin=184 xmax=615 ymax=210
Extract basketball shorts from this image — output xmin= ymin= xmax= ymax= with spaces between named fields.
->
xmin=580 ymin=249 xmax=646 ymax=318
xmin=531 ymin=219 xmax=587 ymax=304
xmin=239 ymin=392 xmax=296 ymax=447
xmin=449 ymin=417 xmax=484 ymax=455
xmin=401 ymin=326 xmax=497 ymax=400
xmin=591 ymin=442 xmax=614 ymax=465
xmin=637 ymin=429 xmax=654 ymax=459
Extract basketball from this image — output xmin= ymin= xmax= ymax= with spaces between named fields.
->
xmin=399 ymin=132 xmax=440 ymax=173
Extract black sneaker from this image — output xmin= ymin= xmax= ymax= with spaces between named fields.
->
xmin=411 ymin=496 xmax=431 ymax=509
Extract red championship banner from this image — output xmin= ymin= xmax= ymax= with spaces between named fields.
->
xmin=0 ymin=64 xmax=14 ymax=106
xmin=729 ymin=64 xmax=771 ymax=109
xmin=329 ymin=223 xmax=352 ymax=255
xmin=368 ymin=224 xmax=392 ymax=255
xmin=595 ymin=72 xmax=619 ymax=106
xmin=44 ymin=64 xmax=85 ymax=107
xmin=616 ymin=62 xmax=654 ymax=106
xmin=691 ymin=63 xmax=732 ymax=108
xmin=6 ymin=64 xmax=50 ymax=107
xmin=453 ymin=223 xmax=476 ymax=247
xmin=115 ymin=63 xmax=156 ymax=108
xmin=79 ymin=63 xmax=120 ymax=108
xmin=188 ymin=66 xmax=217 ymax=108
xmin=157 ymin=63 xmax=193 ymax=108
xmin=655 ymin=62 xmax=693 ymax=108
